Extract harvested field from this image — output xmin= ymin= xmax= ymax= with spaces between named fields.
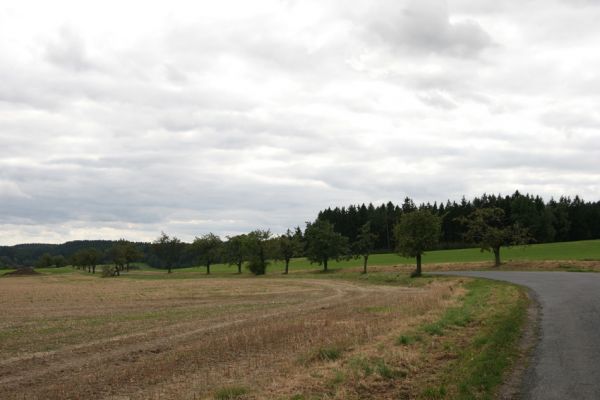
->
xmin=0 ymin=273 xmax=509 ymax=399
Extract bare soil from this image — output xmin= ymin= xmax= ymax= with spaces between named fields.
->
xmin=2 ymin=267 xmax=40 ymax=277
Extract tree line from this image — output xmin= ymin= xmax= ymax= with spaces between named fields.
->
xmin=1 ymin=191 xmax=599 ymax=276
xmin=27 ymin=205 xmax=530 ymax=278
xmin=317 ymin=191 xmax=600 ymax=250
xmin=99 ymin=203 xmax=531 ymax=277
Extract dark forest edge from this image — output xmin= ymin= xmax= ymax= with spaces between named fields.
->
xmin=1 ymin=191 xmax=599 ymax=276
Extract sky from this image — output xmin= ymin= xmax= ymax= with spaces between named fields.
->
xmin=1 ymin=0 xmax=600 ymax=245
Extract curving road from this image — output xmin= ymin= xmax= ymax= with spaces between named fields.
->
xmin=435 ymin=271 xmax=600 ymax=399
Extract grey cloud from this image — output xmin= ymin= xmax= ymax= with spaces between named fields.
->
xmin=44 ymin=27 xmax=93 ymax=72
xmin=366 ymin=0 xmax=493 ymax=57
xmin=163 ymin=64 xmax=188 ymax=84
xmin=560 ymin=0 xmax=600 ymax=7
xmin=540 ymin=110 xmax=600 ymax=131
xmin=417 ymin=90 xmax=458 ymax=109
xmin=453 ymin=147 xmax=600 ymax=172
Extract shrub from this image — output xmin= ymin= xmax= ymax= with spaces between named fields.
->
xmin=101 ymin=265 xmax=117 ymax=277
xmin=246 ymin=259 xmax=268 ymax=275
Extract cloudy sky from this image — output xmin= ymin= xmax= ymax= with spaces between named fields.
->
xmin=1 ymin=0 xmax=599 ymax=245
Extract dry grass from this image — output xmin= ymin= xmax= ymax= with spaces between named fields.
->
xmin=0 ymin=273 xmax=471 ymax=399
xmin=365 ymin=259 xmax=600 ymax=274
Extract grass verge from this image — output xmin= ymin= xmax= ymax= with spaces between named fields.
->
xmin=414 ymin=279 xmax=529 ymax=399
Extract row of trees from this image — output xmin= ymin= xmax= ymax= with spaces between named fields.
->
xmin=28 ymin=209 xmax=526 ymax=277
xmin=151 ymin=229 xmax=304 ymax=275
xmin=148 ymin=204 xmax=529 ymax=278
xmin=67 ymin=240 xmax=143 ymax=276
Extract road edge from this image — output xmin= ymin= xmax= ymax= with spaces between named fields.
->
xmin=496 ymin=287 xmax=541 ymax=400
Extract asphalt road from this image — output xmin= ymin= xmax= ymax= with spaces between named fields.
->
xmin=435 ymin=271 xmax=600 ymax=399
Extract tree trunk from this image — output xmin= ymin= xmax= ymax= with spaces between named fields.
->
xmin=493 ymin=247 xmax=501 ymax=267
xmin=363 ymin=255 xmax=368 ymax=274
xmin=323 ymin=259 xmax=328 ymax=272
xmin=168 ymin=265 xmax=172 ymax=274
xmin=126 ymin=262 xmax=130 ymax=272
xmin=237 ymin=261 xmax=242 ymax=274
xmin=284 ymin=259 xmax=289 ymax=274
xmin=415 ymin=254 xmax=422 ymax=277
xmin=386 ymin=221 xmax=391 ymax=250
xmin=92 ymin=265 xmax=96 ymax=274
xmin=206 ymin=262 xmax=210 ymax=275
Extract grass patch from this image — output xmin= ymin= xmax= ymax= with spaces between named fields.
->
xmin=414 ymin=279 xmax=528 ymax=399
xmin=422 ymin=386 xmax=447 ymax=399
xmin=375 ymin=358 xmax=406 ymax=379
xmin=347 ymin=356 xmax=405 ymax=380
xmin=300 ymin=345 xmax=345 ymax=365
xmin=314 ymin=346 xmax=343 ymax=362
xmin=422 ymin=322 xmax=445 ymax=336
xmin=420 ymin=280 xmax=490 ymax=338
xmin=213 ymin=386 xmax=248 ymax=399
xmin=396 ymin=334 xmax=421 ymax=345
xmin=348 ymin=356 xmax=374 ymax=377
xmin=329 ymin=369 xmax=346 ymax=387
xmin=365 ymin=305 xmax=395 ymax=313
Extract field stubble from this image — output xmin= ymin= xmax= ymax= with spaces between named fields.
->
xmin=0 ymin=273 xmax=468 ymax=399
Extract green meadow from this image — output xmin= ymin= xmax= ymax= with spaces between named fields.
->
xmin=221 ymin=239 xmax=600 ymax=274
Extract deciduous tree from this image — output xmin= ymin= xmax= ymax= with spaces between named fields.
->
xmin=244 ymin=230 xmax=272 ymax=275
xmin=152 ymin=232 xmax=184 ymax=273
xmin=305 ymin=219 xmax=350 ymax=272
xmin=353 ymin=222 xmax=378 ymax=274
xmin=35 ymin=253 xmax=53 ymax=268
xmin=223 ymin=234 xmax=247 ymax=274
xmin=121 ymin=240 xmax=143 ymax=272
xmin=190 ymin=233 xmax=223 ymax=275
xmin=394 ymin=210 xmax=441 ymax=277
xmin=277 ymin=229 xmax=304 ymax=274
xmin=107 ymin=244 xmax=126 ymax=276
xmin=460 ymin=207 xmax=530 ymax=267
xmin=52 ymin=255 xmax=67 ymax=268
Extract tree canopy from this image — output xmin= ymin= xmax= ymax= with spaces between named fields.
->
xmin=190 ymin=233 xmax=223 ymax=275
xmin=244 ymin=230 xmax=272 ymax=275
xmin=305 ymin=219 xmax=349 ymax=272
xmin=277 ymin=228 xmax=304 ymax=274
xmin=152 ymin=232 xmax=184 ymax=273
xmin=223 ymin=234 xmax=247 ymax=274
xmin=460 ymin=207 xmax=530 ymax=267
xmin=395 ymin=210 xmax=441 ymax=277
xmin=352 ymin=222 xmax=378 ymax=274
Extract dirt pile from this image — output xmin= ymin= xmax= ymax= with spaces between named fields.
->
xmin=4 ymin=267 xmax=40 ymax=277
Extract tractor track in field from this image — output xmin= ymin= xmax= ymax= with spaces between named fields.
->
xmin=0 ymin=279 xmax=418 ymax=396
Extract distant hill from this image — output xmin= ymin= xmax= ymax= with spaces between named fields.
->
xmin=0 ymin=240 xmax=151 ymax=268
